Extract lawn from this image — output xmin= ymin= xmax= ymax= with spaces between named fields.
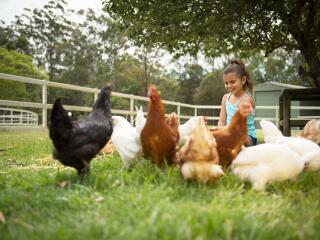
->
xmin=0 ymin=131 xmax=319 ymax=240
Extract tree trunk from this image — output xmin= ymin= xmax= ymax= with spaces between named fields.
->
xmin=143 ymin=55 xmax=149 ymax=96
xmin=300 ymin=44 xmax=320 ymax=88
xmin=278 ymin=0 xmax=320 ymax=88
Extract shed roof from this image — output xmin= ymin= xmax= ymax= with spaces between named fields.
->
xmin=254 ymin=81 xmax=307 ymax=92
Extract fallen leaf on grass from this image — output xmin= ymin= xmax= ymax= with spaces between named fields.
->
xmin=56 ymin=181 xmax=68 ymax=188
xmin=12 ymin=218 xmax=33 ymax=230
xmin=0 ymin=211 xmax=5 ymax=224
xmin=112 ymin=179 xmax=121 ymax=187
xmin=95 ymin=196 xmax=104 ymax=203
xmin=100 ymin=140 xmax=118 ymax=156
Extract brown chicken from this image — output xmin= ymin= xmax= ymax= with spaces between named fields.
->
xmin=165 ymin=112 xmax=180 ymax=143
xmin=298 ymin=119 xmax=320 ymax=145
xmin=211 ymin=101 xmax=252 ymax=167
xmin=140 ymin=85 xmax=179 ymax=165
xmin=177 ymin=118 xmax=223 ymax=183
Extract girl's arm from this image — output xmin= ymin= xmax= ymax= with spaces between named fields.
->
xmin=240 ymin=95 xmax=255 ymax=147
xmin=217 ymin=94 xmax=228 ymax=127
xmin=240 ymin=95 xmax=255 ymax=109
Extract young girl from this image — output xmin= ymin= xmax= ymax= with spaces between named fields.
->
xmin=217 ymin=59 xmax=257 ymax=146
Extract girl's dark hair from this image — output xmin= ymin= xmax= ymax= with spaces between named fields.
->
xmin=223 ymin=59 xmax=253 ymax=92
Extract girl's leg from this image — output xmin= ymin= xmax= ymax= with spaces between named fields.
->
xmin=245 ymin=135 xmax=257 ymax=147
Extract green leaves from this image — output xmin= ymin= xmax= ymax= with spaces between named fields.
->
xmin=0 ymin=48 xmax=46 ymax=101
xmin=103 ymin=0 xmax=320 ymax=87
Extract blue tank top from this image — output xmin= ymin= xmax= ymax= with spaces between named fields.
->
xmin=226 ymin=93 xmax=256 ymax=138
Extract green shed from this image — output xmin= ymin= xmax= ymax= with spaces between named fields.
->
xmin=253 ymin=81 xmax=307 ymax=126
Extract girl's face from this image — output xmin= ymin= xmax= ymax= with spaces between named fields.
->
xmin=223 ymin=72 xmax=246 ymax=95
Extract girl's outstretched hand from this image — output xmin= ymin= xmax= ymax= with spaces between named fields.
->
xmin=203 ymin=116 xmax=208 ymax=125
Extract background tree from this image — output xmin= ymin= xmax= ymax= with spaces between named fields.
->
xmin=153 ymin=76 xmax=180 ymax=102
xmin=15 ymin=0 xmax=73 ymax=82
xmin=193 ymin=69 xmax=225 ymax=106
xmin=135 ymin=46 xmax=164 ymax=95
xmin=0 ymin=20 xmax=30 ymax=54
xmin=101 ymin=20 xmax=130 ymax=92
xmin=52 ymin=9 xmax=112 ymax=107
xmin=112 ymin=54 xmax=144 ymax=95
xmin=103 ymin=0 xmax=320 ymax=88
xmin=193 ymin=69 xmax=225 ymax=120
xmin=3 ymin=0 xmax=315 ymax=110
xmin=178 ymin=64 xmax=204 ymax=104
xmin=0 ymin=48 xmax=47 ymax=101
xmin=244 ymin=49 xmax=310 ymax=86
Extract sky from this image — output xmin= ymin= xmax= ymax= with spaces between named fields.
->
xmin=0 ymin=0 xmax=214 ymax=71
xmin=0 ymin=0 xmax=103 ymax=24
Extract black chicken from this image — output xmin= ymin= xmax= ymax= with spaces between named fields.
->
xmin=49 ymin=86 xmax=113 ymax=175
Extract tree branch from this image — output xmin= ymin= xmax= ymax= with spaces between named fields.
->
xmin=305 ymin=0 xmax=316 ymax=38
xmin=298 ymin=65 xmax=313 ymax=79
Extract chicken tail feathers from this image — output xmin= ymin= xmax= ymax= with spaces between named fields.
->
xmin=49 ymin=98 xmax=73 ymax=148
xmin=181 ymin=161 xmax=224 ymax=183
xmin=260 ymin=120 xmax=283 ymax=143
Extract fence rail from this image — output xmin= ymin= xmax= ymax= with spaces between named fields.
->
xmin=0 ymin=107 xmax=38 ymax=126
xmin=1 ymin=72 xmax=319 ymax=130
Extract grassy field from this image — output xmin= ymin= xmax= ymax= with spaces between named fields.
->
xmin=0 ymin=131 xmax=320 ymax=240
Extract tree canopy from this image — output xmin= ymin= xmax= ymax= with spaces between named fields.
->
xmin=0 ymin=48 xmax=47 ymax=101
xmin=1 ymin=0 xmax=315 ymax=112
xmin=103 ymin=0 xmax=320 ymax=88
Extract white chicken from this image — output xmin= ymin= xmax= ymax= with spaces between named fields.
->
xmin=111 ymin=116 xmax=142 ymax=168
xmin=260 ymin=120 xmax=320 ymax=171
xmin=135 ymin=106 xmax=146 ymax=134
xmin=231 ymin=143 xmax=304 ymax=191
xmin=178 ymin=116 xmax=206 ymax=146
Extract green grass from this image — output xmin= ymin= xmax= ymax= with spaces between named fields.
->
xmin=0 ymin=131 xmax=320 ymax=240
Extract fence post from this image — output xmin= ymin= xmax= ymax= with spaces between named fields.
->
xmin=194 ymin=106 xmax=197 ymax=116
xmin=276 ymin=107 xmax=279 ymax=127
xmin=130 ymin=96 xmax=134 ymax=124
xmin=42 ymin=82 xmax=47 ymax=128
xmin=282 ymin=93 xmax=291 ymax=136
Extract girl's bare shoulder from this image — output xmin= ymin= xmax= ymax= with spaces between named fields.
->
xmin=221 ymin=93 xmax=229 ymax=103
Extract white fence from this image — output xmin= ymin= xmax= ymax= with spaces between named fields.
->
xmin=0 ymin=107 xmax=38 ymax=126
xmin=1 ymin=72 xmax=318 ymax=130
